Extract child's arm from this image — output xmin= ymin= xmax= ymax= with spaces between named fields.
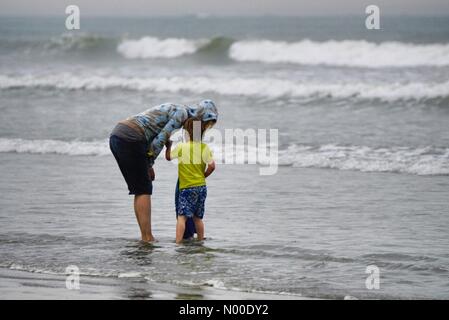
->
xmin=165 ymin=140 xmax=172 ymax=161
xmin=204 ymin=160 xmax=215 ymax=178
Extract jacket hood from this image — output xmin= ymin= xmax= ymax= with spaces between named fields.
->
xmin=187 ymin=99 xmax=218 ymax=122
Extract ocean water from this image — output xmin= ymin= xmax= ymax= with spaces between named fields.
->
xmin=0 ymin=15 xmax=449 ymax=299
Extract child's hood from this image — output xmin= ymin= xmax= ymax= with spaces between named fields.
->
xmin=187 ymin=99 xmax=218 ymax=122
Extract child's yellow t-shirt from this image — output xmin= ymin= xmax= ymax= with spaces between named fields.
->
xmin=170 ymin=142 xmax=213 ymax=190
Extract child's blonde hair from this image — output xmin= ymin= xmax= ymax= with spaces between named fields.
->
xmin=183 ymin=118 xmax=216 ymax=142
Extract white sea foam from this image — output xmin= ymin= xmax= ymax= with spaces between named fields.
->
xmin=117 ymin=36 xmax=205 ymax=59
xmin=277 ymin=144 xmax=449 ymax=176
xmin=1 ymin=138 xmax=448 ymax=176
xmin=2 ymin=262 xmax=122 ymax=278
xmin=175 ymin=279 xmax=305 ymax=297
xmin=0 ymin=138 xmax=109 ymax=156
xmin=229 ymin=39 xmax=449 ymax=67
xmin=204 ymin=279 xmax=227 ymax=289
xmin=1 ymin=74 xmax=448 ymax=101
xmin=6 ymin=263 xmax=60 ymax=275
xmin=118 ymin=272 xmax=142 ymax=278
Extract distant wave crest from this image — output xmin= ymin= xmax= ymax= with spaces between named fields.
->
xmin=1 ymin=74 xmax=449 ymax=102
xmin=7 ymin=34 xmax=449 ymax=68
xmin=117 ymin=36 xmax=207 ymax=59
xmin=116 ymin=36 xmax=234 ymax=59
xmin=229 ymin=39 xmax=449 ymax=67
xmin=115 ymin=36 xmax=449 ymax=67
xmin=1 ymin=138 xmax=448 ymax=176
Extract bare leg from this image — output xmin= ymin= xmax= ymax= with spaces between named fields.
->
xmin=193 ymin=217 xmax=204 ymax=241
xmin=176 ymin=215 xmax=187 ymax=244
xmin=134 ymin=195 xmax=155 ymax=242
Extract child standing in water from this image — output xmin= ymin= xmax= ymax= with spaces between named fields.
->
xmin=165 ymin=118 xmax=216 ymax=244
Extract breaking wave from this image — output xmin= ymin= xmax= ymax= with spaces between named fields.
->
xmin=229 ymin=39 xmax=449 ymax=67
xmin=8 ymin=34 xmax=449 ymax=68
xmin=116 ymin=36 xmax=234 ymax=59
xmin=277 ymin=144 xmax=449 ymax=176
xmin=0 ymin=138 xmax=110 ymax=156
xmin=116 ymin=36 xmax=449 ymax=67
xmin=1 ymin=138 xmax=448 ymax=176
xmin=117 ymin=36 xmax=207 ymax=59
xmin=1 ymin=74 xmax=448 ymax=102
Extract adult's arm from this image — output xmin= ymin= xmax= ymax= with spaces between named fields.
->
xmin=165 ymin=140 xmax=172 ymax=161
xmin=147 ymin=108 xmax=187 ymax=166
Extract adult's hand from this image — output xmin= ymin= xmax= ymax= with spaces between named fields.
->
xmin=148 ymin=167 xmax=155 ymax=181
xmin=165 ymin=139 xmax=172 ymax=148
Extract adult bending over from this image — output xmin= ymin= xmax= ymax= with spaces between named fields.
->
xmin=109 ymin=100 xmax=218 ymax=242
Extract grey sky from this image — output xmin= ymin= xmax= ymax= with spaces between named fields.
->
xmin=1 ymin=0 xmax=449 ymax=16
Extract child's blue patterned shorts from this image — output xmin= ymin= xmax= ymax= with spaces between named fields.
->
xmin=178 ymin=185 xmax=207 ymax=219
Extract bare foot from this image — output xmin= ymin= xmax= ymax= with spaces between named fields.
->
xmin=141 ymin=235 xmax=156 ymax=243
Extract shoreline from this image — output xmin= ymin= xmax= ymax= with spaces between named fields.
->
xmin=0 ymin=268 xmax=313 ymax=300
